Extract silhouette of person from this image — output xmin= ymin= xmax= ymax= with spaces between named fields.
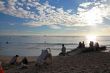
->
xmin=45 ymin=48 xmax=52 ymax=65
xmin=89 ymin=41 xmax=94 ymax=48
xmin=20 ymin=57 xmax=28 ymax=65
xmin=82 ymin=41 xmax=85 ymax=48
xmin=95 ymin=42 xmax=99 ymax=51
xmin=10 ymin=55 xmax=19 ymax=65
xmin=61 ymin=44 xmax=66 ymax=56
xmin=78 ymin=42 xmax=82 ymax=48
xmin=78 ymin=41 xmax=85 ymax=48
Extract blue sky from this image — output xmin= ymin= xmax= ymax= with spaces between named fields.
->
xmin=0 ymin=0 xmax=110 ymax=36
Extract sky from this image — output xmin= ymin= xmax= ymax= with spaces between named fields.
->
xmin=0 ymin=0 xmax=110 ymax=36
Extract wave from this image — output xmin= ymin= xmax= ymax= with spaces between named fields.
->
xmin=26 ymin=42 xmax=78 ymax=45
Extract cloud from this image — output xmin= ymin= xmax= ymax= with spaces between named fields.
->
xmin=49 ymin=25 xmax=61 ymax=29
xmin=0 ymin=1 xmax=5 ymax=11
xmin=78 ymin=0 xmax=110 ymax=25
xmin=0 ymin=0 xmax=110 ymax=29
xmin=0 ymin=0 xmax=38 ymax=19
xmin=79 ymin=2 xmax=93 ymax=8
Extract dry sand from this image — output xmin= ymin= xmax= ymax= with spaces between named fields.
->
xmin=1 ymin=52 xmax=110 ymax=73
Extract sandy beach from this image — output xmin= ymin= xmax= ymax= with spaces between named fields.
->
xmin=0 ymin=52 xmax=110 ymax=73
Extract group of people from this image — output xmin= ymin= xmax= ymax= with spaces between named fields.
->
xmin=9 ymin=41 xmax=100 ymax=65
xmin=0 ymin=42 xmax=102 ymax=73
xmin=10 ymin=55 xmax=29 ymax=69
xmin=78 ymin=41 xmax=100 ymax=49
xmin=78 ymin=41 xmax=85 ymax=48
xmin=61 ymin=41 xmax=100 ymax=56
xmin=89 ymin=41 xmax=99 ymax=49
xmin=9 ymin=48 xmax=52 ymax=68
xmin=0 ymin=55 xmax=29 ymax=73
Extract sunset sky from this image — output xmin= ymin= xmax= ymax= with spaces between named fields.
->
xmin=0 ymin=0 xmax=110 ymax=36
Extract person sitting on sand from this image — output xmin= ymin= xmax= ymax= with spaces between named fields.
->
xmin=61 ymin=44 xmax=66 ymax=56
xmin=78 ymin=42 xmax=82 ymax=48
xmin=19 ymin=57 xmax=29 ymax=69
xmin=95 ymin=42 xmax=99 ymax=51
xmin=36 ymin=48 xmax=52 ymax=66
xmin=89 ymin=41 xmax=94 ymax=48
xmin=20 ymin=57 xmax=28 ymax=65
xmin=82 ymin=41 xmax=85 ymax=48
xmin=9 ymin=55 xmax=19 ymax=65
xmin=44 ymin=48 xmax=52 ymax=65
xmin=78 ymin=41 xmax=85 ymax=48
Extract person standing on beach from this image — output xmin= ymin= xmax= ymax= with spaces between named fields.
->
xmin=61 ymin=44 xmax=66 ymax=56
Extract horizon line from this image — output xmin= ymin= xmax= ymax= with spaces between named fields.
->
xmin=0 ymin=34 xmax=110 ymax=37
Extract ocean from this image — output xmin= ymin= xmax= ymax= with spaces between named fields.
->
xmin=0 ymin=36 xmax=110 ymax=56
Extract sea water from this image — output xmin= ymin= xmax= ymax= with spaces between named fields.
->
xmin=0 ymin=36 xmax=110 ymax=56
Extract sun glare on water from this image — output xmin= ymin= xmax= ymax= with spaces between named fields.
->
xmin=86 ymin=35 xmax=97 ymax=43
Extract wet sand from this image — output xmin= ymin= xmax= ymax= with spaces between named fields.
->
xmin=1 ymin=52 xmax=110 ymax=73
